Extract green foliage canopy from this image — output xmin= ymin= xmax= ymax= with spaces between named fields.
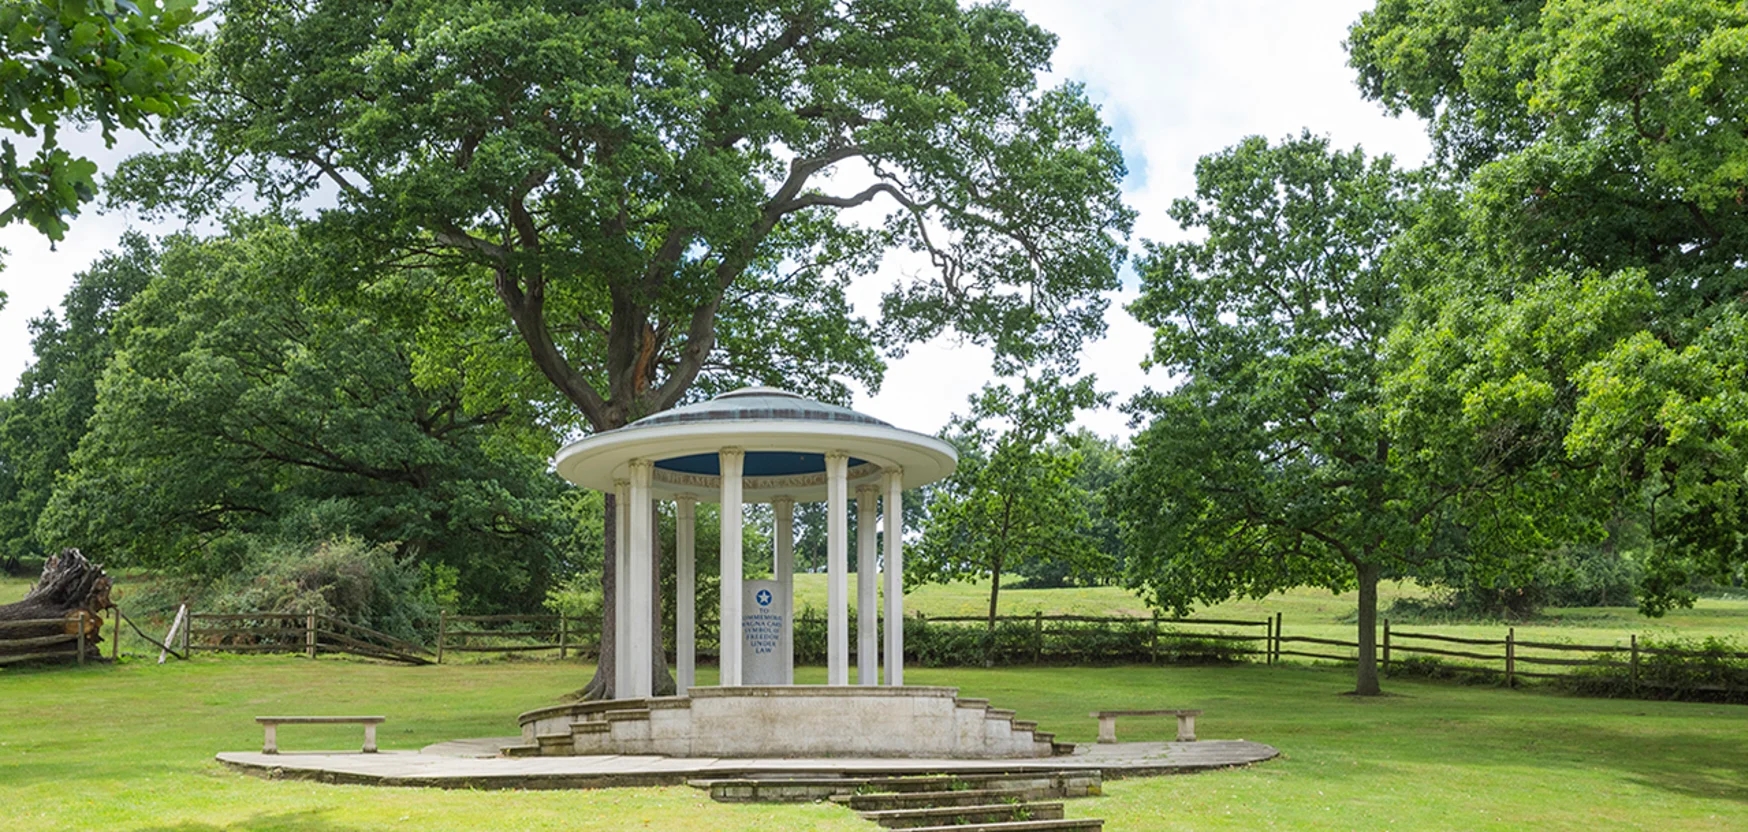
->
xmin=1351 ymin=0 xmax=1748 ymax=611
xmin=0 ymin=232 xmax=155 ymax=563
xmin=38 ymin=220 xmax=566 ymax=611
xmin=116 ymin=0 xmax=1135 ymax=432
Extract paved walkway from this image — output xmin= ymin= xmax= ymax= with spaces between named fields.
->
xmin=215 ymin=738 xmax=1279 ymax=790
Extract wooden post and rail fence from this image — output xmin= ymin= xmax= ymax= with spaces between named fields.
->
xmin=6 ymin=606 xmax=1743 ymax=697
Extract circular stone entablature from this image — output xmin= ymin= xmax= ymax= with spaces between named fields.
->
xmin=553 ymin=387 xmax=958 ymax=502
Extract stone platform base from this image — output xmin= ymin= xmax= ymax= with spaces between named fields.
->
xmin=214 ymin=739 xmax=1279 ymax=790
xmin=511 ymin=686 xmax=1063 ymax=759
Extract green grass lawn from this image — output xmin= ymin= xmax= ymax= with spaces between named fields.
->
xmin=2 ymin=655 xmax=1744 ymax=831
xmin=3 ymin=574 xmax=29 ymax=604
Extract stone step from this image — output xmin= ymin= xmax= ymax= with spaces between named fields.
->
xmin=838 ymin=788 xmax=1040 ymax=812
xmin=902 ymin=819 xmax=1103 ymax=832
xmin=498 ymin=743 xmax=540 ymax=758
xmin=700 ymin=779 xmax=849 ymax=803
xmin=1051 ymin=742 xmax=1077 ymax=756
xmin=694 ymin=770 xmax=1103 ymax=803
xmin=859 ymin=801 xmax=1065 ymax=829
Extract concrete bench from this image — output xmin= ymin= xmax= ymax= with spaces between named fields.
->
xmin=1089 ymin=709 xmax=1201 ymax=743
xmin=256 ymin=716 xmax=385 ymax=754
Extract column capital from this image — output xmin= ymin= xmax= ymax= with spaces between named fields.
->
xmin=856 ymin=483 xmax=879 ymax=497
xmin=719 ymin=446 xmax=746 ymax=460
xmin=629 ymin=458 xmax=654 ymax=472
xmin=825 ymin=450 xmax=849 ymax=463
xmin=882 ymin=466 xmax=904 ymax=480
xmin=677 ymin=493 xmax=697 ymax=508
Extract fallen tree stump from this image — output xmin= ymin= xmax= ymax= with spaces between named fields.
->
xmin=0 ymin=549 xmax=112 ymax=664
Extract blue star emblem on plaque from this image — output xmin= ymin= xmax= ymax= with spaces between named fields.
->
xmin=756 ymin=589 xmax=773 ymax=607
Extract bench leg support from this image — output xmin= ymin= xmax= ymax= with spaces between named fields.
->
xmin=262 ymin=724 xmax=278 ymax=755
xmin=1176 ymin=713 xmax=1197 ymax=743
xmin=1097 ymin=715 xmax=1118 ymax=744
xmin=363 ymin=723 xmax=378 ymax=753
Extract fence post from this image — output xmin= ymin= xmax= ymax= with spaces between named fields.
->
xmin=436 ymin=612 xmax=446 ymax=665
xmin=1150 ymin=610 xmax=1160 ymax=663
xmin=1263 ymin=617 xmax=1273 ymax=665
xmin=1382 ymin=619 xmax=1391 ymax=677
xmin=306 ymin=613 xmax=317 ymax=659
xmin=1629 ymin=634 xmax=1639 ymax=695
xmin=1033 ymin=611 xmax=1043 ymax=664
xmin=1274 ymin=612 xmax=1283 ymax=663
xmin=1505 ymin=626 xmax=1515 ymax=687
xmin=558 ymin=614 xmax=568 ymax=660
xmin=180 ymin=609 xmax=191 ymax=656
xmin=111 ymin=608 xmax=121 ymax=660
xmin=76 ymin=611 xmax=87 ymax=666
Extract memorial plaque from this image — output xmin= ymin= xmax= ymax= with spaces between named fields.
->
xmin=742 ymin=580 xmax=787 ymax=684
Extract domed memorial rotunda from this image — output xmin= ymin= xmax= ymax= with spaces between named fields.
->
xmin=510 ymin=388 xmax=1067 ymax=759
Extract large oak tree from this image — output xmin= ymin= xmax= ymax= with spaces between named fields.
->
xmin=119 ymin=0 xmax=1133 ymax=697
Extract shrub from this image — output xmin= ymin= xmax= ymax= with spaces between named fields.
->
xmin=1558 ymin=636 xmax=1748 ymax=704
xmin=198 ymin=537 xmax=443 ymax=644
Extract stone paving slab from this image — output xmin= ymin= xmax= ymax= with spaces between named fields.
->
xmin=214 ymin=739 xmax=1278 ymax=789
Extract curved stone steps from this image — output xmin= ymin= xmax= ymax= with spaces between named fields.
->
xmin=527 ymin=690 xmax=1063 ymax=758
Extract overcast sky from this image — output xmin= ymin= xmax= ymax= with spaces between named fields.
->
xmin=0 ymin=0 xmax=1430 ymax=439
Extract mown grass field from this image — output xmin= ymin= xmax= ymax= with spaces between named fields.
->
xmin=1 ymin=655 xmax=1744 ymax=831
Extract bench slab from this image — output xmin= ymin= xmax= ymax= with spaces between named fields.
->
xmin=256 ymin=716 xmax=386 ymax=754
xmin=1090 ymin=709 xmax=1202 ymax=744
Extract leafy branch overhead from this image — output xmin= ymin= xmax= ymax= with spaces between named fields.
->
xmin=0 ymin=0 xmax=202 ymax=241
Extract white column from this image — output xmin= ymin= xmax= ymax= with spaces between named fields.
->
xmin=676 ymin=495 xmax=696 ymax=693
xmin=826 ymin=451 xmax=850 ymax=685
xmin=773 ymin=496 xmax=795 ymax=685
xmin=719 ymin=448 xmax=745 ymax=686
xmin=883 ymin=468 xmax=904 ymax=686
xmin=626 ymin=460 xmax=654 ymax=698
xmin=613 ymin=478 xmax=630 ymax=698
xmin=856 ymin=484 xmax=879 ymax=685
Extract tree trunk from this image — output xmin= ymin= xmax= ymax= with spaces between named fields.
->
xmin=984 ymin=557 xmax=1003 ymax=668
xmin=0 ymin=549 xmax=112 ymax=663
xmin=577 ymin=492 xmax=618 ymax=701
xmin=1353 ymin=561 xmax=1382 ymax=696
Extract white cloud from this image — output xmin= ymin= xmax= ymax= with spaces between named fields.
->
xmin=0 ymin=1 xmax=1431 ymax=441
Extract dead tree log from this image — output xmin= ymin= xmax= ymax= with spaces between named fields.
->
xmin=0 ymin=549 xmax=112 ymax=663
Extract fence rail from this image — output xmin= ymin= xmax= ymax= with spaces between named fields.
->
xmin=0 ymin=611 xmax=104 ymax=666
xmin=435 ymin=612 xmax=588 ymax=662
